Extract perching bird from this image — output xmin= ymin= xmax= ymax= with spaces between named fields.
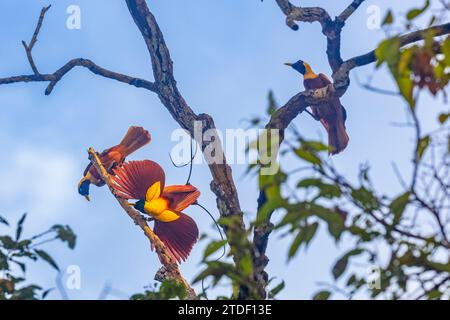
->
xmin=78 ymin=126 xmax=151 ymax=201
xmin=285 ymin=60 xmax=349 ymax=155
xmin=111 ymin=160 xmax=200 ymax=263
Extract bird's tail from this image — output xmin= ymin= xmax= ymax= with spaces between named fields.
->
xmin=117 ymin=126 xmax=151 ymax=157
xmin=326 ymin=121 xmax=349 ymax=155
xmin=153 ymin=213 xmax=199 ymax=264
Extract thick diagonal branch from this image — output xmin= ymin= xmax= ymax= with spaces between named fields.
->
xmin=88 ymin=148 xmax=196 ymax=299
xmin=125 ymin=0 xmax=257 ymax=299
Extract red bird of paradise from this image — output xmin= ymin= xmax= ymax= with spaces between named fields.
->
xmin=78 ymin=126 xmax=151 ymax=201
xmin=111 ymin=160 xmax=200 ymax=263
xmin=285 ymin=60 xmax=349 ymax=155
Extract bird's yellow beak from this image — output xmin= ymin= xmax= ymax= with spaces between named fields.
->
xmin=284 ymin=62 xmax=293 ymax=67
xmin=127 ymin=202 xmax=136 ymax=207
xmin=84 ymin=195 xmax=90 ymax=202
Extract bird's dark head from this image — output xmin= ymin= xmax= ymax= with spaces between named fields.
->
xmin=134 ymin=199 xmax=146 ymax=214
xmin=285 ymin=60 xmax=306 ymax=75
xmin=78 ymin=179 xmax=91 ymax=201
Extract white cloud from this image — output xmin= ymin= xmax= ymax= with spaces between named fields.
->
xmin=0 ymin=146 xmax=78 ymax=227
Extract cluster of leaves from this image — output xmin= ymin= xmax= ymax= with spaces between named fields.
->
xmin=130 ymin=280 xmax=187 ymax=300
xmin=0 ymin=213 xmax=76 ymax=300
xmin=378 ymin=0 xmax=450 ymax=107
xmin=193 ymin=215 xmax=260 ymax=299
xmin=242 ymin=71 xmax=449 ymax=299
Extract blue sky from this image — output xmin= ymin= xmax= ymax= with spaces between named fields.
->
xmin=0 ymin=0 xmax=446 ymax=299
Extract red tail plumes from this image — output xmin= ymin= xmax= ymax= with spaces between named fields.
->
xmin=117 ymin=126 xmax=151 ymax=157
xmin=326 ymin=121 xmax=349 ymax=155
xmin=111 ymin=160 xmax=165 ymax=199
xmin=154 ymin=213 xmax=199 ymax=263
xmin=163 ymin=185 xmax=200 ymax=211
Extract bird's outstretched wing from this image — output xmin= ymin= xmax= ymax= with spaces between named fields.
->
xmin=111 ymin=160 xmax=165 ymax=199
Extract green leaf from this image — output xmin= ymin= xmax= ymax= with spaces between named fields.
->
xmin=427 ymin=289 xmax=442 ymax=300
xmin=15 ymin=213 xmax=27 ymax=241
xmin=417 ymin=135 xmax=430 ymax=160
xmin=313 ymin=290 xmax=331 ymax=300
xmin=0 ymin=251 xmax=9 ymax=270
xmin=302 ymin=141 xmax=329 ymax=152
xmin=41 ymin=288 xmax=54 ymax=299
xmin=294 ymin=149 xmax=322 ymax=165
xmin=34 ymin=249 xmax=59 ymax=271
xmin=267 ymin=90 xmax=278 ymax=115
xmin=203 ymin=240 xmax=227 ymax=260
xmin=297 ymin=178 xmax=341 ymax=199
xmin=442 ymin=36 xmax=450 ymax=65
xmin=0 ymin=235 xmax=16 ymax=250
xmin=389 ymin=191 xmax=411 ymax=224
xmin=382 ymin=10 xmax=394 ymax=26
xmin=303 ymin=222 xmax=319 ymax=248
xmin=406 ymin=0 xmax=430 ymax=21
xmin=297 ymin=178 xmax=322 ymax=188
xmin=317 ymin=183 xmax=342 ymax=199
xmin=259 ymin=169 xmax=287 ymax=190
xmin=438 ymin=113 xmax=449 ymax=124
xmin=375 ymin=37 xmax=400 ymax=68
xmin=398 ymin=47 xmax=415 ymax=75
xmin=351 ymin=187 xmax=380 ymax=211
xmin=332 ymin=255 xmax=349 ymax=280
xmin=288 ymin=222 xmax=319 ymax=259
xmin=52 ymin=225 xmax=77 ymax=249
xmin=0 ymin=215 xmax=9 ymax=226
xmin=288 ymin=230 xmax=303 ymax=260
xmin=240 ymin=255 xmax=253 ymax=276
xmin=332 ymin=249 xmax=364 ymax=280
xmin=313 ymin=205 xmax=345 ymax=240
xmin=268 ymin=280 xmax=285 ymax=299
xmin=12 ymin=260 xmax=26 ymax=273
xmin=396 ymin=75 xmax=415 ymax=108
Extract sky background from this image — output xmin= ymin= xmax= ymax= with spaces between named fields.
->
xmin=0 ymin=0 xmax=446 ymax=299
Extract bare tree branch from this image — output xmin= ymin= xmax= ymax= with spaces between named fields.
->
xmin=0 ymin=6 xmax=157 ymax=95
xmin=0 ymin=58 xmax=157 ymax=95
xmin=337 ymin=0 xmax=366 ymax=23
xmin=275 ymin=0 xmax=367 ymax=72
xmin=21 ymin=5 xmax=51 ymax=75
xmin=88 ymin=147 xmax=196 ymax=299
xmin=275 ymin=0 xmax=342 ymax=71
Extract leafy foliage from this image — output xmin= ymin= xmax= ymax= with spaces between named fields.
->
xmin=0 ymin=214 xmax=76 ymax=300
xmin=377 ymin=3 xmax=450 ymax=107
xmin=131 ymin=280 xmax=187 ymax=300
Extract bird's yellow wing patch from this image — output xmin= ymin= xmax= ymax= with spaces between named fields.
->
xmin=157 ymin=210 xmax=181 ymax=222
xmin=146 ymin=181 xmax=162 ymax=201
